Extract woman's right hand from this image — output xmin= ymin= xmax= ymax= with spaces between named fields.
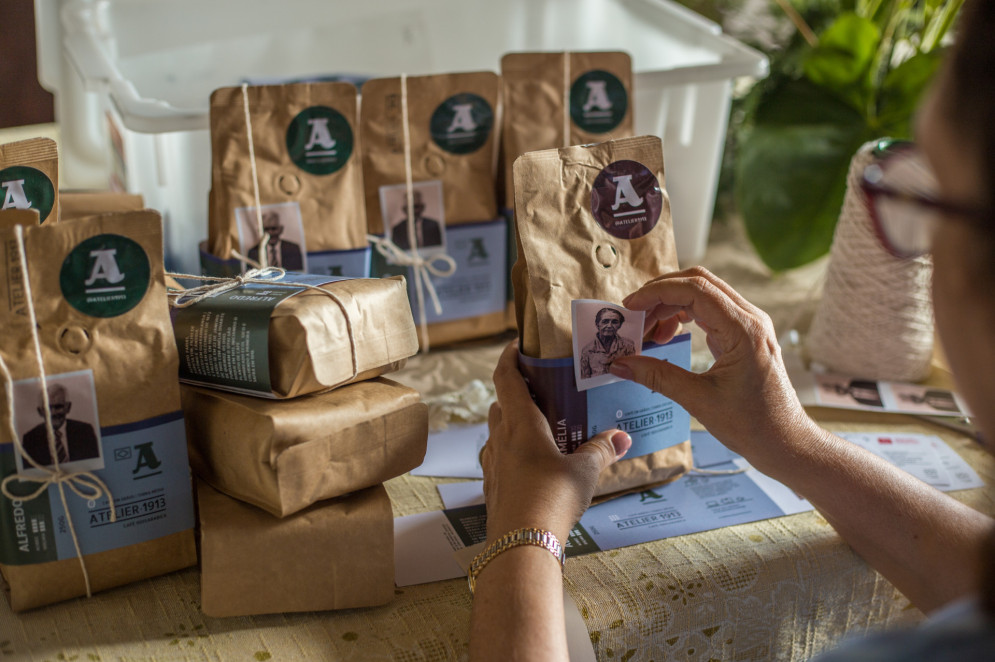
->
xmin=609 ymin=267 xmax=822 ymax=475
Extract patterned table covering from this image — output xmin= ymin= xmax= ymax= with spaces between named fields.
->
xmin=3 ymin=219 xmax=993 ymax=661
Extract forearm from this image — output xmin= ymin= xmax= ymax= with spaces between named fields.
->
xmin=469 ymin=545 xmax=569 ymax=662
xmin=763 ymin=423 xmax=992 ymax=612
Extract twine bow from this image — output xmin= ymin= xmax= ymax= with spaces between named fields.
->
xmin=0 ymin=225 xmax=117 ymax=598
xmin=166 ymin=267 xmax=360 ymax=384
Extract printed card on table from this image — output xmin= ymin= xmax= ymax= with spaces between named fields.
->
xmin=571 ymin=300 xmax=645 ymax=392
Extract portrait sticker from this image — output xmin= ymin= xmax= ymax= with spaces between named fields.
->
xmin=235 ymin=201 xmax=308 ymax=273
xmin=285 ymin=105 xmax=354 ymax=175
xmin=569 ymin=69 xmax=628 ymax=134
xmin=429 ymin=92 xmax=494 ymax=155
xmin=379 ymin=180 xmax=447 ymax=258
xmin=0 ymin=165 xmax=56 ymax=224
xmin=60 ymin=234 xmax=151 ymax=318
xmin=571 ymin=299 xmax=645 ymax=392
xmin=590 ymin=160 xmax=662 ymax=240
xmin=11 ymin=369 xmax=104 ymax=478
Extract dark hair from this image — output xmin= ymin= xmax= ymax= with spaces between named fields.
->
xmin=941 ymin=0 xmax=995 ymax=215
xmin=595 ymin=307 xmax=624 ymax=325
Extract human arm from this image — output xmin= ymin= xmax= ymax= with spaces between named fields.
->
xmin=609 ymin=266 xmax=993 ymax=613
xmin=469 ymin=341 xmax=632 ymax=661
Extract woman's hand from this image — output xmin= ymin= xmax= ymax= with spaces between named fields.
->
xmin=481 ymin=341 xmax=631 ymax=543
xmin=609 ymin=267 xmax=818 ymax=475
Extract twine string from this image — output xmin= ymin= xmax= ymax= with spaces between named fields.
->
xmin=0 ymin=225 xmax=117 ymax=598
xmin=241 ymin=83 xmax=270 ymax=269
xmin=394 ymin=73 xmax=458 ymax=352
xmin=166 ymin=267 xmax=360 ymax=383
xmin=563 ymin=52 xmax=572 ymax=148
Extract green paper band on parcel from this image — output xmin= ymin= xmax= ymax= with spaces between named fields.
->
xmin=171 ymin=273 xmax=419 ymax=398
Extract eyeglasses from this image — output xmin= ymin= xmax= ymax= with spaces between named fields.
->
xmin=860 ymin=140 xmax=989 ymax=258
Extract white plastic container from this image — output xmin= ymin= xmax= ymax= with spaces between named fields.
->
xmin=41 ymin=0 xmax=767 ymax=274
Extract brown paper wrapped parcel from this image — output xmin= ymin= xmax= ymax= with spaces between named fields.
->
xmin=171 ymin=275 xmax=418 ymax=398
xmin=0 ymin=210 xmax=196 ymax=611
xmin=182 ymin=377 xmax=427 ymax=517
xmin=197 ymin=480 xmax=394 ymax=617
xmin=512 ymin=136 xmax=692 ymax=497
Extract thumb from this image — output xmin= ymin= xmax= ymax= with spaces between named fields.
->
xmin=610 ymin=355 xmax=702 ymax=405
xmin=572 ymin=429 xmax=632 ymax=474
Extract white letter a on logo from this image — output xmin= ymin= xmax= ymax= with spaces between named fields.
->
xmin=611 ymin=175 xmax=643 ymax=210
xmin=303 ymin=118 xmax=336 ymax=151
xmin=582 ymin=81 xmax=612 ymax=112
xmin=447 ymin=104 xmax=477 ymax=133
xmin=2 ymin=180 xmax=32 ymax=210
xmin=85 ymin=249 xmax=126 ymax=286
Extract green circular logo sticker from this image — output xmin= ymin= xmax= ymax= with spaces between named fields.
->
xmin=570 ymin=70 xmax=628 ymax=134
xmin=0 ymin=165 xmax=56 ymax=223
xmin=286 ymin=106 xmax=354 ymax=175
xmin=430 ymin=93 xmax=494 ymax=154
xmin=60 ymin=234 xmax=151 ymax=318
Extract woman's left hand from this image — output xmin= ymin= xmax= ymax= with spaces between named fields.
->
xmin=481 ymin=341 xmax=631 ymax=543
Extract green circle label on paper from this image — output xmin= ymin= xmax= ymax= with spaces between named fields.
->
xmin=0 ymin=165 xmax=56 ymax=223
xmin=60 ymin=234 xmax=151 ymax=318
xmin=286 ymin=106 xmax=354 ymax=175
xmin=430 ymin=93 xmax=494 ymax=154
xmin=570 ymin=70 xmax=628 ymax=134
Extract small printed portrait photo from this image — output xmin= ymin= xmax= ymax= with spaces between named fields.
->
xmin=891 ymin=383 xmax=964 ymax=415
xmin=378 ymin=180 xmax=446 ymax=256
xmin=235 ymin=201 xmax=307 ymax=272
xmin=815 ymin=375 xmax=885 ymax=409
xmin=571 ymin=299 xmax=645 ymax=392
xmin=11 ymin=370 xmax=104 ymax=477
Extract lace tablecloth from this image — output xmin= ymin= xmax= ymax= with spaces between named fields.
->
xmin=3 ymin=219 xmax=993 ymax=661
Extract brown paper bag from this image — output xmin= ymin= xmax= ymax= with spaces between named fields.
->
xmin=0 ymin=210 xmax=196 ymax=611
xmin=0 ymin=209 xmax=41 ymax=230
xmin=361 ymin=72 xmax=507 ymax=347
xmin=208 ymin=82 xmax=367 ymax=268
xmin=500 ymin=52 xmax=634 ymax=209
xmin=0 ymin=138 xmax=59 ymax=224
xmin=171 ymin=274 xmax=418 ymax=398
xmin=59 ymin=191 xmax=144 ymax=221
xmin=512 ymin=135 xmax=691 ymax=497
xmin=197 ymin=480 xmax=394 ymax=617
xmin=182 ymin=377 xmax=426 ymax=517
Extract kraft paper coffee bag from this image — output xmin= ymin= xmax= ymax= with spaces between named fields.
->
xmin=0 ymin=138 xmax=59 ymax=225
xmin=361 ymin=72 xmax=507 ymax=347
xmin=197 ymin=480 xmax=394 ymax=617
xmin=59 ymin=191 xmax=144 ymax=222
xmin=208 ymin=82 xmax=369 ymax=276
xmin=170 ymin=274 xmax=418 ymax=398
xmin=182 ymin=377 xmax=427 ymax=517
xmin=0 ymin=210 xmax=196 ymax=611
xmin=500 ymin=52 xmax=634 ymax=209
xmin=512 ymin=135 xmax=691 ymax=497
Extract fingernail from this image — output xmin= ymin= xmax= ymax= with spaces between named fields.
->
xmin=610 ymin=431 xmax=631 ymax=459
xmin=609 ymin=361 xmax=633 ymax=380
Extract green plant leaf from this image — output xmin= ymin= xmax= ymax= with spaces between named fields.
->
xmin=875 ymin=50 xmax=944 ymax=136
xmin=736 ymin=83 xmax=872 ymax=270
xmin=803 ymin=12 xmax=881 ymax=110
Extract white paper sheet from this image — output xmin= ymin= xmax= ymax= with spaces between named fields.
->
xmin=411 ymin=423 xmax=487 ymax=478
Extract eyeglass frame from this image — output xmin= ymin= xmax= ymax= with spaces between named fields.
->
xmin=859 ymin=139 xmax=990 ymax=258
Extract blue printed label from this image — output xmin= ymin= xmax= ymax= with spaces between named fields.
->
xmin=518 ymin=334 xmax=691 ymax=459
xmin=0 ymin=411 xmax=195 ymax=565
xmin=200 ymin=246 xmax=371 ymax=279
xmin=306 ymin=246 xmax=371 ymax=278
xmin=408 ymin=218 xmax=507 ymax=323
